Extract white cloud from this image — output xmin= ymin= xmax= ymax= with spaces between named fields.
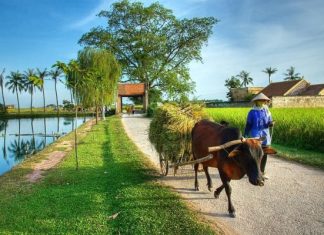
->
xmin=187 ymin=0 xmax=324 ymax=100
xmin=68 ymin=0 xmax=109 ymax=30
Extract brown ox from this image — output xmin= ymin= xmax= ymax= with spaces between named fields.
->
xmin=192 ymin=120 xmax=276 ymax=217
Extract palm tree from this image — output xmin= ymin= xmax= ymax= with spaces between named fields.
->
xmin=53 ymin=60 xmax=83 ymax=170
xmin=0 ymin=69 xmax=6 ymax=111
xmin=52 ymin=62 xmax=74 ymax=104
xmin=24 ymin=69 xmax=41 ymax=113
xmin=36 ymin=68 xmax=48 ymax=112
xmin=262 ymin=67 xmax=277 ymax=84
xmin=224 ymin=76 xmax=242 ymax=101
xmin=49 ymin=68 xmax=62 ymax=115
xmin=5 ymin=71 xmax=24 ymax=114
xmin=284 ymin=66 xmax=301 ymax=81
xmin=237 ymin=70 xmax=253 ymax=87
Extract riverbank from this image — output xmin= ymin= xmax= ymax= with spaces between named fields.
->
xmin=0 ymin=116 xmax=218 ymax=234
xmin=0 ymin=110 xmax=94 ymax=119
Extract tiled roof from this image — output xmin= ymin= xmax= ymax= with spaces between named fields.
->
xmin=118 ymin=83 xmax=145 ymax=96
xmin=260 ymin=80 xmax=302 ymax=97
xmin=300 ymin=84 xmax=324 ymax=96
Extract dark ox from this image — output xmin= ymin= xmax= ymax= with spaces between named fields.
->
xmin=192 ymin=119 xmax=276 ymax=217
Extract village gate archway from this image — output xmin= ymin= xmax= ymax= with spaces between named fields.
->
xmin=116 ymin=83 xmax=147 ymax=113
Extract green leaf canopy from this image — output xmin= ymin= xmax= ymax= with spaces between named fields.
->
xmin=77 ymin=47 xmax=121 ymax=108
xmin=79 ymin=0 xmax=217 ymax=101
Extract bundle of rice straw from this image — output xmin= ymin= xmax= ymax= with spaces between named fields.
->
xmin=149 ymin=103 xmax=207 ymax=163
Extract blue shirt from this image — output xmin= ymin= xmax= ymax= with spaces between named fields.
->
xmin=244 ymin=106 xmax=273 ymax=146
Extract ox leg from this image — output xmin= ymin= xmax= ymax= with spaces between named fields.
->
xmin=194 ymin=163 xmax=199 ymax=191
xmin=220 ymin=171 xmax=235 ymax=218
xmin=214 ymin=184 xmax=224 ymax=198
xmin=203 ymin=165 xmax=213 ymax=191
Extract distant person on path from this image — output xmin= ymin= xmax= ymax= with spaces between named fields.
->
xmin=126 ymin=105 xmax=131 ymax=115
xmin=244 ymin=93 xmax=275 ymax=179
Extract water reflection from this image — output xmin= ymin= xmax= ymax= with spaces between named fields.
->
xmin=0 ymin=116 xmax=91 ymax=176
xmin=0 ymin=120 xmax=8 ymax=163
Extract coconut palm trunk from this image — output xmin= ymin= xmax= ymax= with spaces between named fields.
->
xmin=49 ymin=68 xmax=62 ymax=115
xmin=16 ymin=87 xmax=20 ymax=114
xmin=1 ymin=84 xmax=5 ymax=111
xmin=30 ymin=89 xmax=33 ymax=113
xmin=70 ymin=89 xmax=73 ymax=104
xmin=42 ymin=88 xmax=46 ymax=113
xmin=55 ymin=79 xmax=59 ymax=115
xmin=0 ymin=69 xmax=5 ymax=111
xmin=36 ymin=68 xmax=48 ymax=113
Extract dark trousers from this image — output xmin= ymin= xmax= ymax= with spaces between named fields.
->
xmin=261 ymin=154 xmax=267 ymax=173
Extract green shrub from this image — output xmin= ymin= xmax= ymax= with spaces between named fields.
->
xmin=146 ymin=103 xmax=158 ymax=117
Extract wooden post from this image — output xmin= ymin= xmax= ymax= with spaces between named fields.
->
xmin=116 ymin=96 xmax=122 ymax=114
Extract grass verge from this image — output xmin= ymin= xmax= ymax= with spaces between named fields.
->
xmin=273 ymin=144 xmax=324 ymax=170
xmin=0 ymin=116 xmax=216 ymax=234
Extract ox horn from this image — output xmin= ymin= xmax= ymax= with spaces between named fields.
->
xmin=208 ymin=137 xmax=246 ymax=153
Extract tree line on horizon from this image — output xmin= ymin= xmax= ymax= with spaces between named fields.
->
xmin=0 ymin=67 xmax=67 ymax=114
xmin=225 ymin=66 xmax=304 ymax=101
xmin=0 ymin=48 xmax=121 ymax=120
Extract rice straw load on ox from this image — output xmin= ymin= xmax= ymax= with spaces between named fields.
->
xmin=149 ymin=103 xmax=208 ymax=164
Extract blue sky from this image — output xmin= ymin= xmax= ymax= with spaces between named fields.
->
xmin=1 ymin=0 xmax=324 ymax=107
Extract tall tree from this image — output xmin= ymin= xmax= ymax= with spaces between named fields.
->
xmin=49 ymin=68 xmax=63 ymax=115
xmin=79 ymin=0 xmax=217 ymax=111
xmin=77 ymin=47 xmax=121 ymax=122
xmin=53 ymin=60 xmax=86 ymax=170
xmin=24 ymin=69 xmax=42 ymax=113
xmin=5 ymin=71 xmax=24 ymax=114
xmin=36 ymin=68 xmax=48 ymax=112
xmin=284 ymin=66 xmax=301 ymax=81
xmin=224 ymin=76 xmax=242 ymax=101
xmin=262 ymin=67 xmax=277 ymax=84
xmin=0 ymin=69 xmax=5 ymax=111
xmin=237 ymin=70 xmax=253 ymax=87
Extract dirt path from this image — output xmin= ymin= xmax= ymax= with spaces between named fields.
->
xmin=122 ymin=115 xmax=324 ymax=235
xmin=26 ymin=119 xmax=96 ymax=182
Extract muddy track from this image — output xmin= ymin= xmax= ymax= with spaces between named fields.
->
xmin=122 ymin=115 xmax=324 ymax=235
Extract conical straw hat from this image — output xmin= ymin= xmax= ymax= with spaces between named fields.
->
xmin=251 ymin=93 xmax=270 ymax=102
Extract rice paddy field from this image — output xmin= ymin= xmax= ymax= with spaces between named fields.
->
xmin=205 ymin=108 xmax=324 ymax=153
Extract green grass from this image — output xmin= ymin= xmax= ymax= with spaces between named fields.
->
xmin=206 ymin=107 xmax=324 ymax=151
xmin=0 ymin=117 xmax=216 ymax=234
xmin=205 ymin=107 xmax=324 ymax=169
xmin=273 ymin=144 xmax=324 ymax=170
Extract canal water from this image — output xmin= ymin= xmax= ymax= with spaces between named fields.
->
xmin=0 ymin=116 xmax=91 ymax=176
